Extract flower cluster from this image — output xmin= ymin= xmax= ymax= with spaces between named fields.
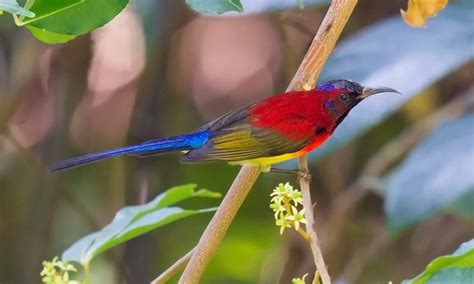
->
xmin=270 ymin=182 xmax=306 ymax=235
xmin=40 ymin=257 xmax=79 ymax=284
xmin=292 ymin=273 xmax=309 ymax=284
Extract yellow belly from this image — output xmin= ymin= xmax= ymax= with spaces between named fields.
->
xmin=227 ymin=134 xmax=330 ymax=171
xmin=229 ymin=151 xmax=303 ymax=172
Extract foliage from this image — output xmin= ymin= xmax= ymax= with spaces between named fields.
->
xmin=403 ymin=239 xmax=474 ymax=284
xmin=0 ymin=0 xmax=127 ymax=43
xmin=62 ymin=184 xmax=220 ymax=267
xmin=185 ymin=0 xmax=330 ymax=14
xmin=385 ymin=114 xmax=474 ymax=232
xmin=185 ymin=0 xmax=243 ymax=14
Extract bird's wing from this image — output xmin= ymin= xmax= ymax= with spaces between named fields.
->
xmin=180 ymin=106 xmax=311 ymax=163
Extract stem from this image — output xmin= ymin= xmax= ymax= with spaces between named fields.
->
xmin=179 ymin=166 xmax=261 ymax=283
xmin=151 ymin=249 xmax=194 ymax=284
xmin=298 ymin=156 xmax=331 ymax=284
xmin=297 ymin=227 xmax=311 ymax=241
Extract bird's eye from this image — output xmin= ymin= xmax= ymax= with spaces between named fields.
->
xmin=339 ymin=93 xmax=349 ymax=101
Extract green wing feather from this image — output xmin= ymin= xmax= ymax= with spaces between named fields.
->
xmin=181 ymin=106 xmax=309 ymax=163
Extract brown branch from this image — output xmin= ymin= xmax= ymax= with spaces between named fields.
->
xmin=176 ymin=1 xmax=360 ymax=282
xmin=323 ymin=88 xmax=474 ymax=256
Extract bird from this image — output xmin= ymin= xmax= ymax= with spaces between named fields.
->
xmin=49 ymin=79 xmax=399 ymax=173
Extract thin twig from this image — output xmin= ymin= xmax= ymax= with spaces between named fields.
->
xmin=151 ymin=249 xmax=194 ymax=284
xmin=299 ymin=156 xmax=331 ymax=284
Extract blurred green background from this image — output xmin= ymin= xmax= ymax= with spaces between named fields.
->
xmin=0 ymin=0 xmax=473 ymax=283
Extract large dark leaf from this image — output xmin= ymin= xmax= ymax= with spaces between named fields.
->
xmin=186 ymin=0 xmax=329 ymax=15
xmin=186 ymin=0 xmax=243 ymax=14
xmin=310 ymin=4 xmax=474 ymax=159
xmin=385 ymin=114 xmax=474 ymax=232
xmin=239 ymin=0 xmax=329 ymax=13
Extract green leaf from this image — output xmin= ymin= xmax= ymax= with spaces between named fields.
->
xmin=186 ymin=0 xmax=243 ymax=14
xmin=231 ymin=0 xmax=329 ymax=13
xmin=0 ymin=0 xmax=34 ymax=17
xmin=27 ymin=26 xmax=76 ymax=44
xmin=19 ymin=0 xmax=84 ymax=26
xmin=306 ymin=4 xmax=474 ymax=160
xmin=403 ymin=239 xmax=474 ymax=284
xmin=23 ymin=0 xmax=128 ymax=36
xmin=62 ymin=184 xmax=221 ymax=266
xmin=385 ymin=114 xmax=474 ymax=232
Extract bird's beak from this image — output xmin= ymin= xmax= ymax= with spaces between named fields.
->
xmin=359 ymin=86 xmax=401 ymax=99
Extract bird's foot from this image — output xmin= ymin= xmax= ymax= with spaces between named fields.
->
xmin=270 ymin=168 xmax=312 ymax=182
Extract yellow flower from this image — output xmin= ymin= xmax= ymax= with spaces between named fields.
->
xmin=40 ymin=257 xmax=79 ymax=284
xmin=270 ymin=182 xmax=307 ymax=234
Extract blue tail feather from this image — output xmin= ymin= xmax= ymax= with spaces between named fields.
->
xmin=49 ymin=130 xmax=209 ymax=172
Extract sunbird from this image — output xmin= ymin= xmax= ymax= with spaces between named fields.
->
xmin=50 ymin=80 xmax=399 ymax=172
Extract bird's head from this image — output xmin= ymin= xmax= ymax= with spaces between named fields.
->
xmin=317 ymin=79 xmax=399 ymax=126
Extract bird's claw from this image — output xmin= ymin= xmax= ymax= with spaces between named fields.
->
xmin=297 ymin=169 xmax=312 ymax=182
xmin=269 ymin=168 xmax=312 ymax=182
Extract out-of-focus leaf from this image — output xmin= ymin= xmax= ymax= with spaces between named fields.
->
xmin=403 ymin=239 xmax=474 ymax=284
xmin=309 ymin=4 xmax=474 ymax=161
xmin=0 ymin=0 xmax=34 ymax=17
xmin=449 ymin=190 xmax=474 ymax=219
xmin=425 ymin=268 xmax=474 ymax=284
xmin=401 ymin=0 xmax=448 ymax=27
xmin=385 ymin=114 xmax=474 ymax=232
xmin=186 ymin=0 xmax=243 ymax=14
xmin=185 ymin=0 xmax=329 ymax=15
xmin=27 ymin=26 xmax=75 ymax=44
xmin=62 ymin=184 xmax=221 ymax=265
xmin=239 ymin=0 xmax=329 ymax=13
xmin=21 ymin=0 xmax=127 ymax=36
